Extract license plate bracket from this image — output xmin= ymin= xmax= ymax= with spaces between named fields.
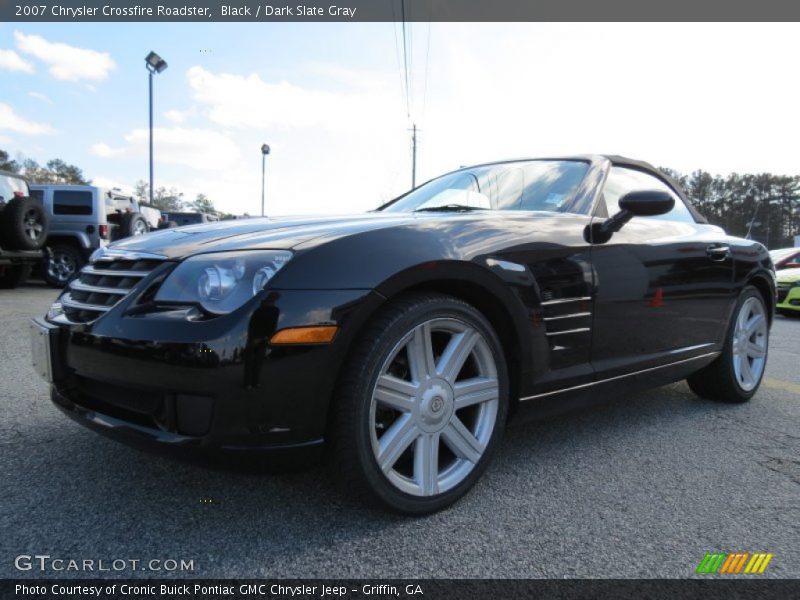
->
xmin=30 ymin=317 xmax=60 ymax=383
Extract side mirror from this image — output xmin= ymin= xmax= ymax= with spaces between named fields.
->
xmin=587 ymin=190 xmax=674 ymax=244
xmin=619 ymin=190 xmax=675 ymax=217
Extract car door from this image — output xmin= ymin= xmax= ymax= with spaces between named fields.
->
xmin=589 ymin=165 xmax=735 ymax=379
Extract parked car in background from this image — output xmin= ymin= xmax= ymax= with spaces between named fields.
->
xmin=160 ymin=211 xmax=219 ymax=226
xmin=30 ymin=185 xmax=161 ymax=287
xmin=769 ymin=247 xmax=800 ymax=271
xmin=776 ymin=267 xmax=800 ymax=316
xmin=0 ymin=171 xmax=48 ymax=288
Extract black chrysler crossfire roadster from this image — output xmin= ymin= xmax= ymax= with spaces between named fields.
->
xmin=31 ymin=155 xmax=775 ymax=514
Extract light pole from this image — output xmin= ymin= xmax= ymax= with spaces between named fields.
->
xmin=261 ymin=144 xmax=270 ymax=216
xmin=145 ymin=51 xmax=168 ymax=205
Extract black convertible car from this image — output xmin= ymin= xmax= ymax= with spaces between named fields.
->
xmin=31 ymin=155 xmax=775 ymax=514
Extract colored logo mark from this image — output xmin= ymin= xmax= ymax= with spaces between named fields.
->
xmin=697 ymin=552 xmax=773 ymax=574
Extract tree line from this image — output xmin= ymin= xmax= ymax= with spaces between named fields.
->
xmin=662 ymin=168 xmax=799 ymax=249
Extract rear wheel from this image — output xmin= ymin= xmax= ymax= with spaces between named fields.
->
xmin=43 ymin=244 xmax=84 ymax=288
xmin=0 ymin=264 xmax=33 ymax=289
xmin=332 ymin=293 xmax=508 ymax=514
xmin=687 ymin=286 xmax=768 ymax=402
xmin=120 ymin=212 xmax=148 ymax=238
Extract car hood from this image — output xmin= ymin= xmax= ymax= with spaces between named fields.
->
xmin=107 ymin=210 xmax=587 ymax=260
xmin=106 ymin=212 xmax=463 ymax=259
xmin=776 ymin=267 xmax=800 ymax=283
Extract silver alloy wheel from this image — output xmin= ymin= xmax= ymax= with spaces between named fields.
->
xmin=369 ymin=318 xmax=499 ymax=497
xmin=732 ymin=296 xmax=768 ymax=391
xmin=133 ymin=219 xmax=148 ymax=236
xmin=47 ymin=250 xmax=77 ymax=284
xmin=24 ymin=209 xmax=44 ymax=242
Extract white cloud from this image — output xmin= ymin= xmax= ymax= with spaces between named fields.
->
xmin=186 ymin=65 xmax=402 ymax=132
xmin=164 ymin=109 xmax=190 ymax=124
xmin=91 ymin=127 xmax=242 ymax=171
xmin=89 ymin=142 xmax=125 ymax=158
xmin=0 ymin=103 xmax=54 ymax=135
xmin=0 ymin=134 xmax=12 ymax=145
xmin=0 ymin=49 xmax=34 ymax=74
xmin=28 ymin=91 xmax=53 ymax=104
xmin=14 ymin=31 xmax=115 ymax=82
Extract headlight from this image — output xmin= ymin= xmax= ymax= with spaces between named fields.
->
xmin=155 ymin=250 xmax=292 ymax=314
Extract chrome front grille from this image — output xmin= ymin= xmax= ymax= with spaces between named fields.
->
xmin=61 ymin=257 xmax=163 ymax=323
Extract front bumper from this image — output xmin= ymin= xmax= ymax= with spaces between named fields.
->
xmin=44 ymin=288 xmax=383 ymax=461
xmin=777 ymin=284 xmax=800 ymax=312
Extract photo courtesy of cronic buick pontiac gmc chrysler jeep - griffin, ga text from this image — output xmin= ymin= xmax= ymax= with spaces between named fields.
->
xmin=30 ymin=155 xmax=776 ymax=514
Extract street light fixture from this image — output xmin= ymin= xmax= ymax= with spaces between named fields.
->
xmin=261 ymin=144 xmax=271 ymax=217
xmin=145 ymin=51 xmax=168 ymax=205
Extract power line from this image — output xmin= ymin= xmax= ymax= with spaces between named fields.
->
xmin=400 ymin=0 xmax=410 ymax=118
xmin=421 ymin=18 xmax=432 ymax=121
xmin=389 ymin=3 xmax=406 ymax=117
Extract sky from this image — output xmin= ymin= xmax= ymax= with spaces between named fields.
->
xmin=1 ymin=22 xmax=800 ymax=216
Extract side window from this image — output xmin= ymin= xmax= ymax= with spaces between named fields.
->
xmin=53 ymin=190 xmax=93 ymax=216
xmin=602 ymin=167 xmax=695 ymax=223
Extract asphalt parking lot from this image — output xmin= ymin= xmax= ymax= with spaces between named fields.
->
xmin=1 ymin=283 xmax=798 ymax=579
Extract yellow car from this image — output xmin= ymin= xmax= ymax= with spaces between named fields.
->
xmin=776 ymin=267 xmax=800 ymax=316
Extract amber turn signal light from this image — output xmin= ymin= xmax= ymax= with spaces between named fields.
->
xmin=270 ymin=326 xmax=338 ymax=345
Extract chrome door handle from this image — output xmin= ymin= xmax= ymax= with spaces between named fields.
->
xmin=706 ymin=244 xmax=730 ymax=261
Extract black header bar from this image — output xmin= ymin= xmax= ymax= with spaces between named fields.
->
xmin=3 ymin=0 xmax=800 ymax=22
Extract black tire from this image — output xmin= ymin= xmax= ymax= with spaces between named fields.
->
xmin=687 ymin=286 xmax=769 ymax=403
xmin=43 ymin=244 xmax=84 ymax=288
xmin=331 ymin=292 xmax=509 ymax=515
xmin=1 ymin=197 xmax=47 ymax=250
xmin=0 ymin=264 xmax=33 ymax=289
xmin=119 ymin=212 xmax=148 ymax=238
xmin=158 ymin=220 xmax=178 ymax=230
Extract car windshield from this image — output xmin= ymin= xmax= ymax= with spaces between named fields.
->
xmin=381 ymin=160 xmax=590 ymax=214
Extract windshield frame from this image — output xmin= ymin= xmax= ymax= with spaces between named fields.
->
xmin=377 ymin=158 xmax=595 ymax=215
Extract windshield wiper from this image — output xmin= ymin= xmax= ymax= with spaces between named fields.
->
xmin=413 ymin=204 xmax=484 ymax=212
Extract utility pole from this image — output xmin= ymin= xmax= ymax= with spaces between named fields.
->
xmin=410 ymin=123 xmax=418 ymax=188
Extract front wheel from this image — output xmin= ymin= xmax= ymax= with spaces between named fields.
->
xmin=687 ymin=286 xmax=769 ymax=402
xmin=43 ymin=245 xmax=84 ymax=288
xmin=332 ymin=293 xmax=508 ymax=514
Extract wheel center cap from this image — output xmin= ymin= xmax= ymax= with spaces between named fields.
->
xmin=416 ymin=379 xmax=454 ymax=433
